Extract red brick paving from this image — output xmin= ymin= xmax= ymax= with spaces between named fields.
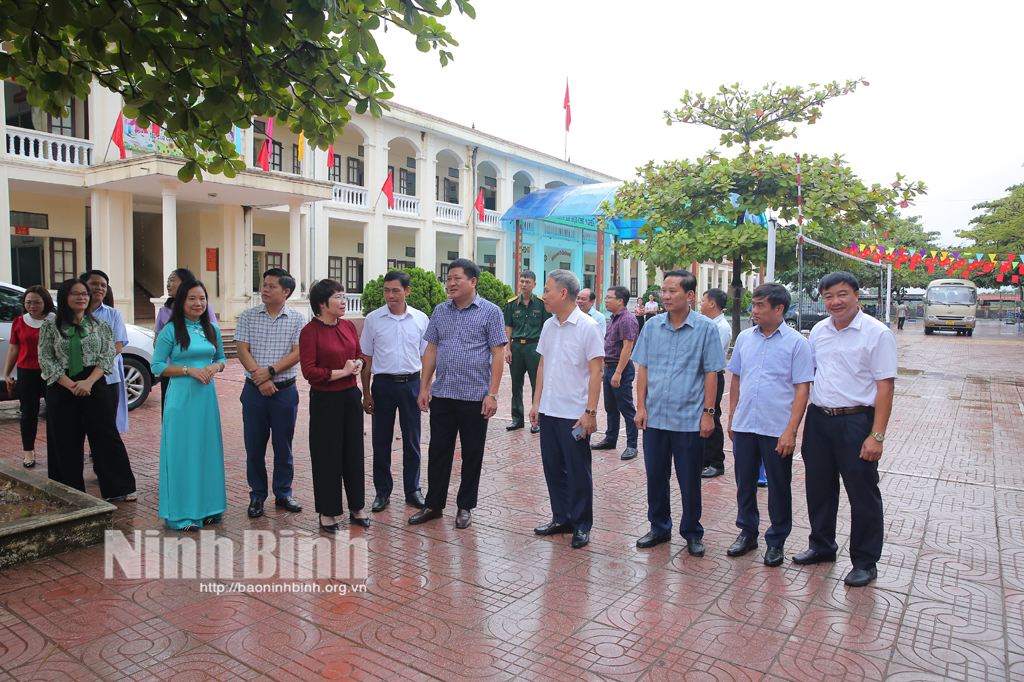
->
xmin=1 ymin=319 xmax=1022 ymax=680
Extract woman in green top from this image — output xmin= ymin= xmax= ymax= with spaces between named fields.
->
xmin=38 ymin=279 xmax=137 ymax=500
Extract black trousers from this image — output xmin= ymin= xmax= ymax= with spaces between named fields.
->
xmin=308 ymin=387 xmax=365 ymax=516
xmin=45 ymin=368 xmax=136 ymax=498
xmin=897 ymin=316 xmax=906 ymax=330
xmin=702 ymin=370 xmax=726 ymax=469
xmin=370 ymin=377 xmax=422 ymax=498
xmin=539 ymin=414 xmax=593 ymax=532
xmin=424 ymin=397 xmax=489 ymax=511
xmin=802 ymin=406 xmax=883 ymax=570
xmin=16 ymin=366 xmax=46 ymax=451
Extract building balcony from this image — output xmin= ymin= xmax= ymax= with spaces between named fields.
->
xmin=390 ymin=194 xmax=420 ymax=217
xmin=331 ymin=183 xmax=368 ymax=209
xmin=483 ymin=209 xmax=501 ymax=227
xmin=345 ymin=293 xmax=363 ymax=315
xmin=6 ymin=126 xmax=94 ymax=167
xmin=435 ymin=201 xmax=464 ymax=224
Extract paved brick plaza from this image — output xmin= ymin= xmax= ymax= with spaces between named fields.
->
xmin=1 ymin=318 xmax=1022 ymax=681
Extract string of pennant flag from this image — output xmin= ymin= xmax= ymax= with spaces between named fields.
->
xmin=844 ymin=244 xmax=1024 ymax=283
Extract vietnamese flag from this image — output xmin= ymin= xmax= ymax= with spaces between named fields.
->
xmin=563 ymin=80 xmax=571 ymax=132
xmin=475 ymin=188 xmax=486 ymax=221
xmin=257 ymin=139 xmax=270 ymax=171
xmin=327 ymin=144 xmax=334 ymax=174
xmin=111 ymin=112 xmax=126 ymax=159
xmin=382 ymin=170 xmax=395 ymax=209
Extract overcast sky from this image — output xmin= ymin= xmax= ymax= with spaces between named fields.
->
xmin=375 ymin=0 xmax=1023 ymax=248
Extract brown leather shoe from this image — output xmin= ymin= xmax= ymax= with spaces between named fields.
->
xmin=455 ymin=508 xmax=472 ymax=529
xmin=408 ymin=507 xmax=443 ymax=525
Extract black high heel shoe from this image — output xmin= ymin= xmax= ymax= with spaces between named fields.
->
xmin=349 ymin=513 xmax=370 ymax=528
xmin=319 ymin=515 xmax=340 ymax=534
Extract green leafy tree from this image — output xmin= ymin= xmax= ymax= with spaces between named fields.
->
xmin=954 ymin=183 xmax=1024 ymax=295
xmin=476 ymin=270 xmax=513 ymax=309
xmin=611 ymin=80 xmax=926 ymax=339
xmin=0 ymin=0 xmax=475 ymax=181
xmin=360 ymin=267 xmax=446 ymax=318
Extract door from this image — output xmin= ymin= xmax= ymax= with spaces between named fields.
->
xmin=12 ymin=246 xmax=43 ymax=287
xmin=345 ymin=257 xmax=363 ymax=293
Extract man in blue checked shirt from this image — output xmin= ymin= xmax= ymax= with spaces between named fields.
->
xmin=410 ymin=259 xmax=508 ymax=530
xmin=725 ymin=283 xmax=814 ymax=567
xmin=632 ymin=269 xmax=727 ymax=555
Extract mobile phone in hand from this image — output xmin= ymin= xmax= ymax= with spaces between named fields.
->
xmin=571 ymin=424 xmax=584 ymax=441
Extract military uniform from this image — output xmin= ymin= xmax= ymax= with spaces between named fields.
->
xmin=504 ymin=294 xmax=550 ymax=425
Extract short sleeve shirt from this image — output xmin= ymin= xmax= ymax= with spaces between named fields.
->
xmin=808 ymin=311 xmax=898 ymax=408
xmin=604 ymin=309 xmax=639 ymax=364
xmin=234 ymin=304 xmax=306 ymax=381
xmin=536 ymin=307 xmax=605 ymax=419
xmin=503 ymin=294 xmax=550 ymax=340
xmin=709 ymin=313 xmax=732 ymax=359
xmin=425 ymin=294 xmax=508 ymax=401
xmin=91 ymin=304 xmax=129 ymax=385
xmin=360 ymin=305 xmax=429 ymax=375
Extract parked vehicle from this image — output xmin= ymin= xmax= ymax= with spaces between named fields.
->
xmin=784 ymin=300 xmax=829 ymax=331
xmin=923 ymin=278 xmax=977 ymax=336
xmin=0 ymin=281 xmax=156 ymax=410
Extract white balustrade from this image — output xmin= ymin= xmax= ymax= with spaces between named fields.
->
xmin=345 ymin=293 xmax=363 ymax=315
xmin=583 ymin=230 xmax=598 ymax=244
xmin=483 ymin=209 xmax=501 ymax=227
xmin=391 ymin=195 xmax=420 ymax=216
xmin=522 ymin=220 xmax=537 ymax=234
xmin=435 ymin=201 xmax=465 ymax=223
xmin=332 ymin=183 xmax=368 ymax=208
xmin=544 ymin=224 xmax=577 ymax=240
xmin=6 ymin=126 xmax=94 ymax=167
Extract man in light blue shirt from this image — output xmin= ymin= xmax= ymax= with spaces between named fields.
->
xmin=632 ymin=269 xmax=727 ymax=555
xmin=726 ymin=283 xmax=814 ymax=567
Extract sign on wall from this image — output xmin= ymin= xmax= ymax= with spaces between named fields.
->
xmin=123 ymin=119 xmax=243 ymax=158
xmin=206 ymin=248 xmax=218 ymax=272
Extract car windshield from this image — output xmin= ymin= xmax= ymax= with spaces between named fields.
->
xmin=926 ymin=286 xmax=976 ymax=306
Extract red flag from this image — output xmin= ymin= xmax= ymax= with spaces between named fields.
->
xmin=474 ymin=188 xmax=485 ymax=221
xmin=563 ymin=80 xmax=571 ymax=132
xmin=1015 ymin=276 xmax=1021 ymax=284
xmin=327 ymin=144 xmax=334 ymax=174
xmin=382 ymin=171 xmax=395 ymax=209
xmin=257 ymin=139 xmax=270 ymax=171
xmin=111 ymin=112 xmax=126 ymax=159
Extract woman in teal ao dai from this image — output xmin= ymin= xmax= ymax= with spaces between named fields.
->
xmin=151 ymin=280 xmax=228 ymax=531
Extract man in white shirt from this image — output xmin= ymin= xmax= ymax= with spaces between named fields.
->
xmin=576 ymin=288 xmax=607 ymax=337
xmin=360 ymin=271 xmax=430 ymax=512
xmin=896 ymin=301 xmax=908 ymax=330
xmin=794 ymin=271 xmax=897 ymax=588
xmin=699 ymin=288 xmax=732 ymax=478
xmin=530 ymin=270 xmax=605 ymax=549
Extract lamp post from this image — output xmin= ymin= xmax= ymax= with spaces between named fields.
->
xmin=766 ymin=217 xmax=777 ymax=283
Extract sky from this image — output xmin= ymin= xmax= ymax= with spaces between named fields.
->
xmin=374 ymin=0 xmax=1023 ymax=248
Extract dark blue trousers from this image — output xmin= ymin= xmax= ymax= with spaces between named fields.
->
xmin=733 ymin=432 xmax=793 ymax=548
xmin=802 ymin=407 xmax=883 ymax=570
xmin=643 ymin=428 xmax=704 ymax=538
xmin=602 ymin=363 xmax=638 ymax=448
xmin=240 ymin=381 xmax=299 ymax=500
xmin=539 ymin=414 xmax=594 ymax=532
xmin=370 ymin=377 xmax=422 ymax=498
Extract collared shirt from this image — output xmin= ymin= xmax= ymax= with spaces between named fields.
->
xmin=234 ymin=304 xmax=306 ymax=381
xmin=585 ymin=306 xmax=607 ymax=337
xmin=727 ymin=323 xmax=815 ymax=437
xmin=897 ymin=304 xmax=908 ymax=318
xmin=536 ymin=307 xmax=605 ymax=420
xmin=91 ymin=303 xmax=128 ymax=385
xmin=808 ymin=311 xmax=898 ymax=408
xmin=632 ymin=311 xmax=727 ymax=432
xmin=604 ymin=308 xmax=639 ymax=364
xmin=709 ymin=312 xmax=732 ymax=359
xmin=644 ymin=300 xmax=660 ymax=313
xmin=425 ymin=294 xmax=508 ymax=401
xmin=360 ymin=304 xmax=429 ymax=375
xmin=503 ymin=294 xmax=549 ymax=340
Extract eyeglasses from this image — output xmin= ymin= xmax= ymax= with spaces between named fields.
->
xmin=68 ymin=291 xmax=91 ymax=298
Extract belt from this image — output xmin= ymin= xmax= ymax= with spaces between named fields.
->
xmin=375 ymin=372 xmax=420 ymax=383
xmin=245 ymin=377 xmax=296 ymax=389
xmin=515 ymin=338 xmax=540 ymax=344
xmin=812 ymin=404 xmax=872 ymax=417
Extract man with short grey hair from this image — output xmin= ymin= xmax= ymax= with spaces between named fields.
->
xmin=576 ymin=288 xmax=606 ymax=337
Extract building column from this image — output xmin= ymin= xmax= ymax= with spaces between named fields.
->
xmin=312 ymin=203 xmax=329 ymax=284
xmin=299 ymin=208 xmax=310 ymax=292
xmin=419 ymin=144 xmax=436 ymax=276
xmin=91 ymin=189 xmax=133 ymax=319
xmin=288 ymin=198 xmax=302 ymax=291
xmin=160 ymin=180 xmax=179 ymax=281
xmin=0 ymin=167 xmax=11 ymax=283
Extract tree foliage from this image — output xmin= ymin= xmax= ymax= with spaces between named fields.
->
xmin=611 ymin=80 xmax=926 ymax=338
xmin=360 ymin=267 xmax=446 ymax=318
xmin=0 ymin=0 xmax=474 ymax=181
xmin=476 ymin=270 xmax=513 ymax=310
xmin=955 ymin=183 xmax=1024 ymax=294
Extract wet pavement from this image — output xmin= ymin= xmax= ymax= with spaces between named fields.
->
xmin=0 ymin=318 xmax=1022 ymax=680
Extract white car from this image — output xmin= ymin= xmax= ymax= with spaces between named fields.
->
xmin=0 ymin=281 xmax=156 ymax=411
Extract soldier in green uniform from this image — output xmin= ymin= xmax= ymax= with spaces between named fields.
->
xmin=504 ymin=270 xmax=550 ymax=433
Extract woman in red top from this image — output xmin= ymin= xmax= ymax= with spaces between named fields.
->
xmin=4 ymin=286 xmax=56 ymax=467
xmin=299 ymin=279 xmax=368 ymax=533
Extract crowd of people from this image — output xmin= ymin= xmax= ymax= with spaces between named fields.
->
xmin=9 ymin=259 xmax=896 ymax=588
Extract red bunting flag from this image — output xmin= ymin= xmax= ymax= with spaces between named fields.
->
xmin=111 ymin=112 xmax=126 ymax=160
xmin=382 ymin=170 xmax=395 ymax=209
xmin=256 ymin=139 xmax=270 ymax=171
xmin=998 ymin=274 xmax=1004 ymax=282
xmin=474 ymin=188 xmax=486 ymax=221
xmin=1015 ymin=276 xmax=1021 ymax=284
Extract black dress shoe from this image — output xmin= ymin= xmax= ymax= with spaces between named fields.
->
xmin=455 ymin=508 xmax=472 ymax=529
xmin=534 ymin=521 xmax=573 ymax=536
xmin=405 ymin=491 xmax=426 ymax=509
xmin=701 ymin=466 xmax=724 ymax=479
xmin=506 ymin=422 xmax=524 ymax=431
xmin=350 ymin=513 xmax=371 ymax=528
xmin=590 ymin=439 xmax=616 ymax=450
xmin=686 ymin=538 xmax=706 ymax=557
xmin=275 ymin=496 xmax=302 ymax=513
xmin=726 ymin=534 xmax=758 ymax=557
xmin=319 ymin=515 xmax=340 ymax=533
xmin=571 ymin=530 xmax=590 ymax=549
xmin=530 ymin=425 xmax=540 ymax=434
xmin=764 ymin=546 xmax=785 ymax=567
xmin=792 ymin=548 xmax=837 ymax=565
xmin=636 ymin=531 xmax=671 ymax=548
xmin=409 ymin=507 xmax=443 ymax=525
xmin=23 ymin=459 xmax=35 ymax=469
xmin=371 ymin=495 xmax=390 ymax=512
xmin=620 ymin=447 xmax=638 ymax=460
xmin=247 ymin=498 xmax=264 ymax=518
xmin=844 ymin=567 xmax=878 ymax=587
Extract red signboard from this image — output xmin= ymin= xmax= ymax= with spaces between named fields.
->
xmin=14 ymin=226 xmax=29 ymax=236
xmin=206 ymin=248 xmax=218 ymax=271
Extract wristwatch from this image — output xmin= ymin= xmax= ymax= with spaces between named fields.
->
xmin=486 ymin=392 xmax=498 ymax=400
xmin=267 ymin=366 xmax=277 ymax=377
xmin=704 ymin=407 xmax=715 ymax=415
xmin=870 ymin=431 xmax=885 ymax=442
xmin=585 ymin=409 xmax=598 ymax=417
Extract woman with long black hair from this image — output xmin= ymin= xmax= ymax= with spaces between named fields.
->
xmin=38 ymin=279 xmax=136 ymax=500
xmin=154 ymin=268 xmax=219 ymax=414
xmin=3 ymin=286 xmax=55 ymax=467
xmin=151 ymin=279 xmax=227 ymax=531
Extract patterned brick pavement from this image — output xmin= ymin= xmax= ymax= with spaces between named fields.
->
xmin=1 ymin=318 xmax=1023 ymax=681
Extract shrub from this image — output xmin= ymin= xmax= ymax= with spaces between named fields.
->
xmin=476 ymin=270 xmax=514 ymax=309
xmin=360 ymin=267 xmax=447 ymax=318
